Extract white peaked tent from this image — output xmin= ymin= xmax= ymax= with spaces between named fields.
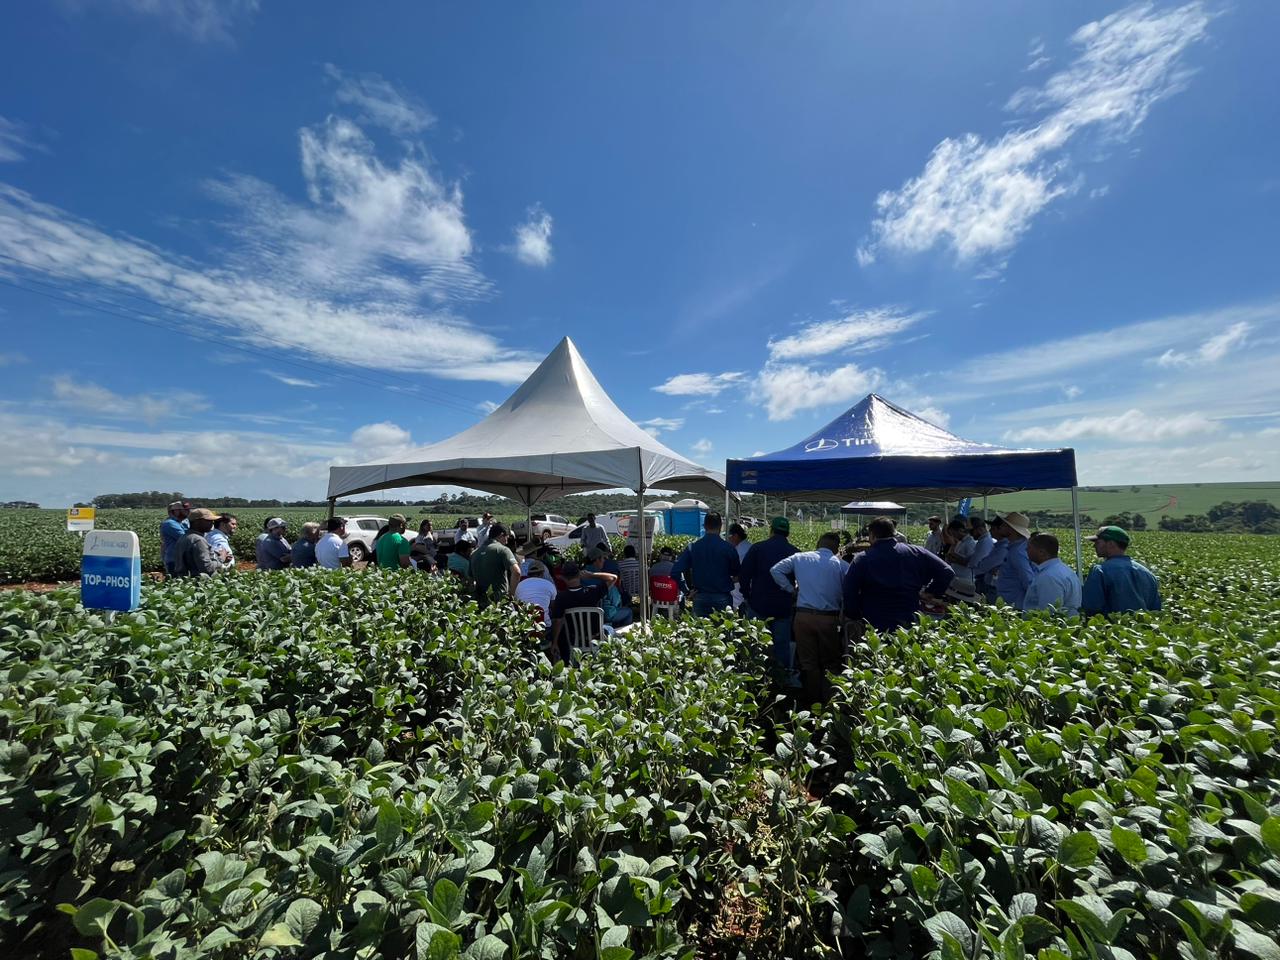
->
xmin=326 ymin=336 xmax=729 ymax=620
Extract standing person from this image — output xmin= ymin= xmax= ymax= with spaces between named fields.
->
xmin=769 ymin=531 xmax=848 ymax=704
xmin=316 ymin=517 xmax=352 ymax=569
xmin=1082 ymin=526 xmax=1161 ymax=616
xmin=256 ymin=518 xmax=292 ymax=571
xmin=971 ymin=517 xmax=1009 ymax=603
xmin=616 ymin=544 xmax=642 ymax=597
xmin=992 ymin=513 xmax=1035 ymax=608
xmin=727 ymin=523 xmax=751 ymax=610
xmin=943 ymin=518 xmax=978 ymax=583
xmin=171 ymin=508 xmax=222 ymax=578
xmin=375 ymin=514 xmax=413 ymax=570
xmin=968 ymin=517 xmax=995 ymax=573
xmin=475 ymin=512 xmax=495 ymax=549
xmin=206 ymin=513 xmax=237 ymax=569
xmin=161 ymin=500 xmax=190 ymax=575
xmin=739 ymin=517 xmax=799 ymax=674
xmin=923 ymin=516 xmax=944 ymax=555
xmin=411 ymin=518 xmax=438 ymax=570
xmin=843 ymin=516 xmax=954 ymax=633
xmin=469 ymin=522 xmax=521 ymax=607
xmin=580 ymin=513 xmax=609 ymax=554
xmin=672 ymin=512 xmax=741 ymax=616
xmin=291 ymin=522 xmax=321 ymax=569
xmin=1023 ymin=533 xmax=1082 ymax=615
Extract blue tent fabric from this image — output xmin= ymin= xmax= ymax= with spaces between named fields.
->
xmin=727 ymin=394 xmax=1076 ymax=501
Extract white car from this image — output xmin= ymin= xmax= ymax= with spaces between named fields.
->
xmin=545 ymin=516 xmax=621 ymax=550
xmin=510 ymin=513 xmax=573 ymax=542
xmin=339 ymin=515 xmax=389 ymax=563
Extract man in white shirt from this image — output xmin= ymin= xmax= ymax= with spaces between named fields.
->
xmin=923 ymin=516 xmax=944 ymax=555
xmin=515 ymin=559 xmax=558 ymax=626
xmin=944 ymin=518 xmax=978 ymax=582
xmin=580 ymin=513 xmax=609 ymax=553
xmin=315 ymin=517 xmax=353 ymax=569
xmin=1024 ymin=533 xmax=1082 ymax=614
xmin=474 ymin=512 xmax=495 ymax=549
xmin=727 ymin=523 xmax=750 ymax=610
xmin=205 ymin=513 xmax=237 ymax=569
xmin=769 ymin=532 xmax=849 ymax=704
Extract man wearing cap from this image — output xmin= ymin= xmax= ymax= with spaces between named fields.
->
xmin=843 ymin=516 xmax=954 ymax=634
xmin=672 ymin=512 xmax=741 ymax=616
xmin=1023 ymin=533 xmax=1082 ymax=615
xmin=316 ymin=517 xmax=352 ymax=569
xmin=256 ymin=518 xmax=292 ymax=571
xmin=206 ymin=513 xmax=237 ymax=569
xmin=739 ymin=517 xmax=799 ymax=673
xmin=172 ymin=508 xmax=222 ymax=577
xmin=1082 ymin=526 xmax=1161 ymax=616
xmin=375 ymin=515 xmax=413 ymax=570
xmin=992 ymin=512 xmax=1035 ymax=608
xmin=923 ymin=516 xmax=944 ymax=555
xmin=161 ymin=500 xmax=190 ymax=576
xmin=515 ymin=559 xmax=558 ymax=628
xmin=771 ymin=531 xmax=849 ymax=704
xmin=470 ymin=522 xmax=521 ymax=607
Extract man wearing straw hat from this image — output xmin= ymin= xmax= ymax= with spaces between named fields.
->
xmin=992 ymin=512 xmax=1035 ymax=609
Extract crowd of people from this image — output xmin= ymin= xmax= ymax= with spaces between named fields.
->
xmin=160 ymin=499 xmax=1162 ymax=702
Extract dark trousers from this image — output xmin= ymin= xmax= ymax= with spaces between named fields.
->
xmin=793 ymin=609 xmax=844 ymax=704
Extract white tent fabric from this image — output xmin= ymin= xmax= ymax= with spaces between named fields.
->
xmin=327 ymin=337 xmax=727 ymax=504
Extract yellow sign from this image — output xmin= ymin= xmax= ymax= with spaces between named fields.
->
xmin=67 ymin=506 xmax=96 ymax=532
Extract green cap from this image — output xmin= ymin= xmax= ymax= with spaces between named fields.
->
xmin=1087 ymin=525 xmax=1130 ymax=546
xmin=770 ymin=516 xmax=790 ymax=535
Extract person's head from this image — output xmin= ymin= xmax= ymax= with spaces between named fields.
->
xmin=586 ymin=512 xmax=597 ymax=526
xmin=266 ymin=517 xmax=287 ymax=539
xmin=727 ymin=523 xmax=748 ymax=545
xmin=867 ymin=516 xmax=896 ymax=542
xmin=299 ymin=521 xmax=321 ymax=543
xmin=623 ymin=544 xmax=637 ymax=559
xmin=927 ymin=515 xmax=942 ymax=531
xmin=326 ymin=516 xmax=347 ymax=536
xmin=817 ymin=531 xmax=841 ymax=552
xmin=945 ymin=518 xmax=968 ymax=543
xmin=388 ymin=514 xmax=407 ymax=533
xmin=990 ymin=517 xmax=1008 ymax=539
xmin=215 ymin=513 xmax=237 ymax=535
xmin=997 ymin=513 xmax=1032 ymax=543
xmin=561 ymin=561 xmax=581 ymax=586
xmin=482 ymin=511 xmax=493 ymax=522
xmin=970 ymin=516 xmax=988 ymax=537
xmin=660 ymin=547 xmax=675 ymax=561
xmin=704 ymin=512 xmax=723 ymax=533
xmin=1027 ymin=532 xmax=1060 ymax=565
xmin=419 ymin=518 xmax=433 ymax=534
xmin=457 ymin=517 xmax=468 ymax=529
xmin=188 ymin=507 xmax=219 ymax=534
xmin=454 ymin=540 xmax=473 ymax=558
xmin=526 ymin=559 xmax=547 ymax=579
xmin=1088 ymin=525 xmax=1130 ymax=559
xmin=770 ymin=516 xmax=791 ymax=538
xmin=585 ymin=547 xmax=607 ymax=569
xmin=168 ymin=499 xmax=190 ymax=520
xmin=488 ymin=522 xmax=509 ymax=543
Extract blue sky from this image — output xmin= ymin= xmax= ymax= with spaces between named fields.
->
xmin=2 ymin=1 xmax=1278 ymax=504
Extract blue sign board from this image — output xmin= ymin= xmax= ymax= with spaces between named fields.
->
xmin=81 ymin=530 xmax=142 ymax=612
xmin=957 ymin=498 xmax=972 ymax=517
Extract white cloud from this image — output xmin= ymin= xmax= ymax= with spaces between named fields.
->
xmin=97 ymin=0 xmax=259 ymax=42
xmin=1063 ymin=385 xmax=1083 ymax=399
xmin=476 ymin=400 xmax=500 ymax=414
xmin=757 ymin=361 xmax=883 ymax=421
xmin=0 ymin=116 xmax=38 ymax=163
xmin=263 ymin=370 xmax=320 ymax=388
xmin=767 ymin=307 xmax=925 ymax=361
xmin=638 ymin=417 xmax=684 ymax=438
xmin=859 ymin=2 xmax=1211 ymax=265
xmin=652 ymin=372 xmax=746 ymax=396
xmin=1155 ymin=321 xmax=1250 ymax=367
xmin=350 ymin=421 xmax=412 ymax=452
xmin=324 ymin=64 xmax=434 ymax=135
xmin=691 ymin=438 xmax=713 ymax=457
xmin=1005 ymin=408 xmax=1218 ymax=443
xmin=512 ymin=205 xmax=553 ymax=267
xmin=0 ymin=351 xmax=28 ymax=366
xmin=51 ymin=376 xmax=208 ymax=425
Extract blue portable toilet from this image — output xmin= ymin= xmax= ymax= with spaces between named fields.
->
xmin=668 ymin=499 xmax=709 ymax=536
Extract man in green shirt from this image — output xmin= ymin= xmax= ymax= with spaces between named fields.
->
xmin=375 ymin=514 xmax=413 ymax=570
xmin=469 ymin=522 xmax=520 ymax=607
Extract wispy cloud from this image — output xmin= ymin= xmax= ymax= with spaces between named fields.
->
xmin=476 ymin=400 xmax=500 ymax=414
xmin=767 ymin=307 xmax=925 ymax=361
xmin=0 ymin=116 xmax=40 ymax=163
xmin=50 ymin=375 xmax=209 ymax=425
xmin=757 ymin=361 xmax=883 ymax=421
xmin=1005 ymin=408 xmax=1219 ymax=443
xmin=1155 ymin=320 xmax=1250 ymax=367
xmin=324 ymin=64 xmax=435 ymax=136
xmin=858 ymin=2 xmax=1212 ymax=266
xmin=263 ymin=370 xmax=320 ymax=388
xmin=0 ymin=351 xmax=28 ymax=366
xmin=652 ymin=372 xmax=746 ymax=396
xmin=512 ymin=204 xmax=553 ymax=267
xmin=638 ymin=416 xmax=684 ymax=438
xmin=94 ymin=0 xmax=259 ymax=42
xmin=691 ymin=438 xmax=713 ymax=457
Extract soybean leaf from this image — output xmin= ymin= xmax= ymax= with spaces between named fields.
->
xmin=1058 ymin=832 xmax=1099 ymax=869
xmin=925 ymin=911 xmax=975 ymax=955
xmin=1111 ymin=825 xmax=1149 ymax=866
xmin=286 ymin=897 xmax=324 ymax=941
xmin=376 ymin=800 xmax=403 ymax=849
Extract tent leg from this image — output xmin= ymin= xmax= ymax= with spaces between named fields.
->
xmin=327 ymin=497 xmax=336 ymax=519
xmin=1071 ymin=486 xmax=1083 ymax=576
xmin=637 ymin=489 xmax=648 ymax=625
xmin=724 ymin=490 xmax=730 ymax=520
xmin=763 ymin=494 xmax=767 ymax=520
xmin=982 ymin=495 xmax=988 ymax=521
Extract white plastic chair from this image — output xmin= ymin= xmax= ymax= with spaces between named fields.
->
xmin=564 ymin=606 xmax=606 ymax=656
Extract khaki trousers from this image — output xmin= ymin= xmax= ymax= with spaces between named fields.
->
xmin=793 ymin=608 xmax=843 ymax=704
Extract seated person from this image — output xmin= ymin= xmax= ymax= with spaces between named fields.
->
xmin=446 ymin=541 xmax=474 ymax=585
xmin=515 ymin=559 xmax=558 ymax=652
xmin=617 ymin=544 xmax=642 ymax=597
xmin=549 ymin=561 xmax=621 ymax=663
xmin=585 ymin=550 xmax=634 ymax=626
xmin=648 ymin=547 xmax=677 ymax=579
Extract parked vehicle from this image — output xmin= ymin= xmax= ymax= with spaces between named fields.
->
xmin=545 ymin=515 xmax=621 ymax=550
xmin=613 ymin=510 xmax=666 ymax=538
xmin=510 ymin=513 xmax=573 ymax=542
xmin=340 ymin=515 xmax=389 ymax=563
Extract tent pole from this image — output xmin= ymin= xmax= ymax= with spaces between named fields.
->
xmin=327 ymin=497 xmax=336 ymax=520
xmin=637 ymin=488 xmax=648 ymax=625
xmin=1071 ymin=486 xmax=1083 ymax=576
xmin=982 ymin=494 xmax=988 ymax=521
xmin=763 ymin=494 xmax=768 ymax=520
xmin=724 ymin=489 xmax=730 ymax=520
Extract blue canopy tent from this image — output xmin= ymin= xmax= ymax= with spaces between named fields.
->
xmin=726 ymin=394 xmax=1083 ymax=571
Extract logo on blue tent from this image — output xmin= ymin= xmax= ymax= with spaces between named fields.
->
xmin=804 ymin=437 xmax=873 ymax=453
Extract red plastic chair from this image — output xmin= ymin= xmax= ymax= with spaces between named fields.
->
xmin=649 ymin=575 xmax=680 ymax=619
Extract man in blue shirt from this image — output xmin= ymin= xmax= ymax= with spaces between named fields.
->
xmin=739 ymin=517 xmax=799 ymax=674
xmin=971 ymin=516 xmax=1007 ymax=603
xmin=1082 ymin=526 xmax=1161 ymax=616
xmin=1023 ymin=533 xmax=1082 ymax=615
xmin=843 ymin=516 xmax=954 ymax=634
xmin=992 ymin=512 xmax=1035 ymax=608
xmin=160 ymin=499 xmax=190 ymax=576
xmin=771 ymin=531 xmax=848 ymax=704
xmin=672 ymin=512 xmax=740 ymax=616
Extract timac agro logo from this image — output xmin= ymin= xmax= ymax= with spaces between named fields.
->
xmin=804 ymin=437 xmax=874 ymax=453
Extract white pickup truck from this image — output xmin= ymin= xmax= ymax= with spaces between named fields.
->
xmin=510 ymin=513 xmax=573 ymax=542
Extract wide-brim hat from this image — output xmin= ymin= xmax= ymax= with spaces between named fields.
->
xmin=996 ymin=512 xmax=1032 ymax=539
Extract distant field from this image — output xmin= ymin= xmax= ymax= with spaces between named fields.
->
xmin=986 ymin=481 xmax=1280 ymax=519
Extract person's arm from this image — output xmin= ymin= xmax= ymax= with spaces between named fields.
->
xmin=507 ymin=560 xmax=521 ymax=596
xmin=842 ymin=559 xmax=864 ymax=621
xmin=671 ymin=548 xmax=692 ymax=594
xmin=1012 ymin=548 xmax=1034 ymax=593
xmin=919 ymin=548 xmax=955 ymax=599
xmin=972 ymin=540 xmax=1006 ymax=578
xmin=1081 ymin=568 xmax=1105 ymax=616
xmin=338 ymin=541 xmax=353 ymax=568
xmin=581 ymin=570 xmax=618 ymax=586
xmin=769 ymin=554 xmax=797 ymax=594
xmin=738 ymin=546 xmax=757 ymax=603
xmin=729 ymin=543 xmax=741 ymax=581
xmin=397 ymin=538 xmax=412 ymax=569
xmin=193 ymin=537 xmax=221 ymax=576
